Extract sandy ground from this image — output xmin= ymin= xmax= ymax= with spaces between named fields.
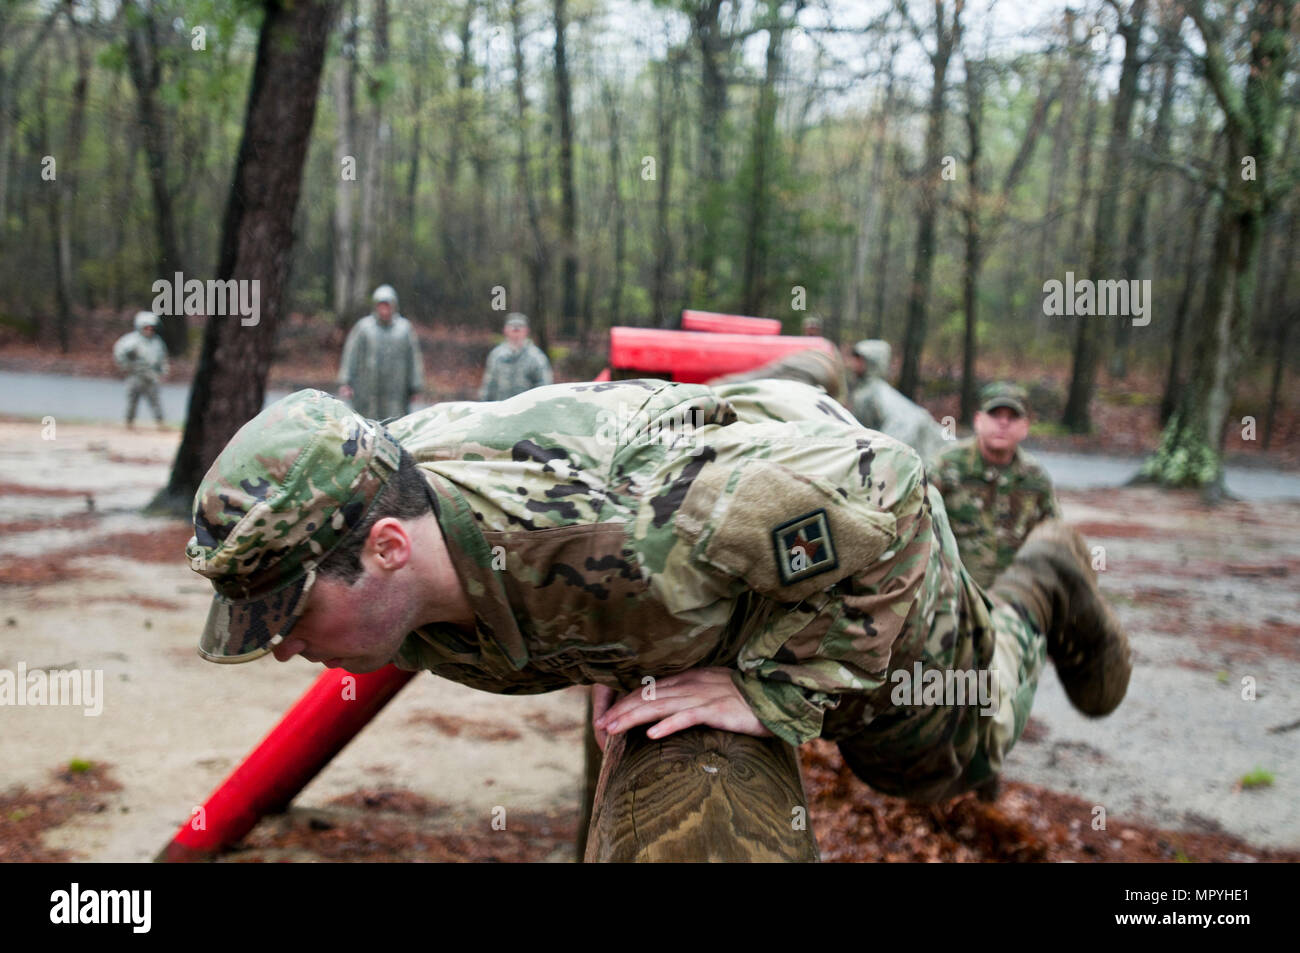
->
xmin=1 ymin=419 xmax=1297 ymax=862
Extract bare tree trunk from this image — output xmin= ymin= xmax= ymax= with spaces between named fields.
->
xmin=1036 ymin=8 xmax=1080 ymax=303
xmin=871 ymin=142 xmax=905 ymax=340
xmin=1159 ymin=176 xmax=1213 ymax=427
xmin=356 ymin=0 xmax=388 ymax=304
xmin=0 ymin=7 xmax=59 ymax=241
xmin=157 ymin=0 xmax=341 ymax=514
xmin=124 ymin=0 xmax=187 ymax=355
xmin=960 ymin=60 xmax=984 ymax=425
xmin=898 ymin=0 xmax=962 ymax=399
xmin=604 ymin=83 xmax=626 ymax=328
xmin=510 ymin=0 xmax=549 ymax=346
xmin=441 ymin=0 xmax=475 ymax=311
xmin=50 ymin=3 xmax=90 ymax=352
xmin=844 ymin=42 xmax=898 ymax=341
xmin=1062 ymin=0 xmax=1149 ymax=432
xmin=692 ymin=0 xmax=728 ymax=301
xmin=739 ymin=0 xmax=788 ymax=317
xmin=1069 ymin=83 xmax=1099 ymax=265
xmin=554 ymin=0 xmax=578 ymax=337
xmin=332 ymin=0 xmax=358 ymax=324
xmin=1113 ymin=37 xmax=1175 ymax=380
xmin=651 ymin=57 xmax=678 ymax=329
xmin=1262 ymin=202 xmax=1296 ymax=449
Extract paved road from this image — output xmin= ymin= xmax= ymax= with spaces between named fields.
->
xmin=0 ymin=369 xmax=290 ymax=426
xmin=3 ymin=369 xmax=1298 ymax=500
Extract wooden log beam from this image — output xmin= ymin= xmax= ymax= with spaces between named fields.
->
xmin=583 ymin=724 xmax=819 ymax=863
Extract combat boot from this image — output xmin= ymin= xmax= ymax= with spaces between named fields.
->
xmin=989 ymin=520 xmax=1131 ymax=717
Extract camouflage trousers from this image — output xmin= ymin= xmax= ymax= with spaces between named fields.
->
xmin=820 ymin=485 xmax=1048 ymax=803
xmin=126 ymin=374 xmax=164 ymax=425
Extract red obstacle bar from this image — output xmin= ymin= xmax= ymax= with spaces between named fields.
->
xmin=680 ymin=310 xmax=782 ymax=335
xmin=609 ymin=327 xmax=834 ymax=384
xmin=156 ymin=665 xmax=416 ymax=861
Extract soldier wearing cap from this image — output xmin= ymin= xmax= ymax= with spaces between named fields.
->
xmin=478 ymin=312 xmax=553 ymax=402
xmin=338 ymin=284 xmax=425 ymax=420
xmin=112 ymin=310 xmax=169 ymax=429
xmin=928 ymin=382 xmax=1061 ymax=590
xmin=187 ymin=381 xmax=1130 ymax=807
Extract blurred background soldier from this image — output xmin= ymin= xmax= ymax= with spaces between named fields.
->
xmin=929 ymin=382 xmax=1061 ymax=589
xmin=338 ymin=284 xmax=425 ymax=421
xmin=708 ymin=346 xmax=849 ymax=406
xmin=800 ymin=314 xmax=823 ymax=336
xmin=478 ymin=312 xmax=553 ymax=401
xmin=112 ymin=310 xmax=168 ymax=429
xmin=847 ymin=339 xmax=947 ymax=460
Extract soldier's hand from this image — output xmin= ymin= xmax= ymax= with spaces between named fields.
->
xmin=339 ymin=384 xmax=354 ymax=400
xmin=594 ymin=668 xmax=775 ymax=742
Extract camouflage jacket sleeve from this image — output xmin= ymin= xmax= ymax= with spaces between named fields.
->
xmin=657 ymin=387 xmax=932 ymax=746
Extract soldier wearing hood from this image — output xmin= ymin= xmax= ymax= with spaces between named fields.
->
xmin=338 ymin=284 xmax=425 ymax=420
xmin=112 ymin=311 xmax=169 ymax=429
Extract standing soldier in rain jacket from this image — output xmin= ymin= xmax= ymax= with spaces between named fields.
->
xmin=113 ymin=310 xmax=169 ymax=429
xmin=339 ymin=284 xmax=425 ymax=420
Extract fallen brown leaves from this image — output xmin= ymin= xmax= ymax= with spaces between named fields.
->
xmin=800 ymin=740 xmax=1300 ymax=863
xmin=0 ymin=762 xmax=123 ymax=862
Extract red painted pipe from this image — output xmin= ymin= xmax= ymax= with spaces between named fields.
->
xmin=680 ymin=310 xmax=781 ymax=335
xmin=609 ymin=326 xmax=835 ymax=384
xmin=156 ymin=665 xmax=415 ymax=861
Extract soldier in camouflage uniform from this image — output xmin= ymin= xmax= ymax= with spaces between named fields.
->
xmin=929 ymin=382 xmax=1060 ymax=590
xmin=478 ymin=313 xmax=553 ymax=402
xmin=112 ymin=311 xmax=169 ymax=428
xmin=187 ymin=380 xmax=1129 ymax=806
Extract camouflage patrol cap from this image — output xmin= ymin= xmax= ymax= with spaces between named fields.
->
xmin=979 ymin=381 xmax=1029 ymax=417
xmin=186 ymin=389 xmax=403 ymax=663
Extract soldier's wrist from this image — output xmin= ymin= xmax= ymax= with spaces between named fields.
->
xmin=729 ymin=669 xmax=830 ymax=746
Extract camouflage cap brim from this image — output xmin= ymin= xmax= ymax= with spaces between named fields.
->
xmin=197 ymin=570 xmax=312 ymax=663
xmin=982 ymin=397 xmax=1027 ymax=416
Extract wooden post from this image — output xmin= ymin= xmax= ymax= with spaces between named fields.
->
xmin=575 ymin=692 xmax=602 ymax=861
xmin=584 ymin=724 xmax=819 ymax=863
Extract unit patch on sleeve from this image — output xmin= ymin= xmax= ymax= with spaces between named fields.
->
xmin=773 ymin=509 xmax=838 ymax=585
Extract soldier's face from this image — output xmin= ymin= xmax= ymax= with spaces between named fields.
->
xmin=505 ymin=325 xmax=528 ymax=348
xmin=270 ymin=571 xmax=413 ymax=673
xmin=974 ymin=407 xmax=1029 ymax=455
xmin=376 ymin=302 xmax=393 ymax=321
